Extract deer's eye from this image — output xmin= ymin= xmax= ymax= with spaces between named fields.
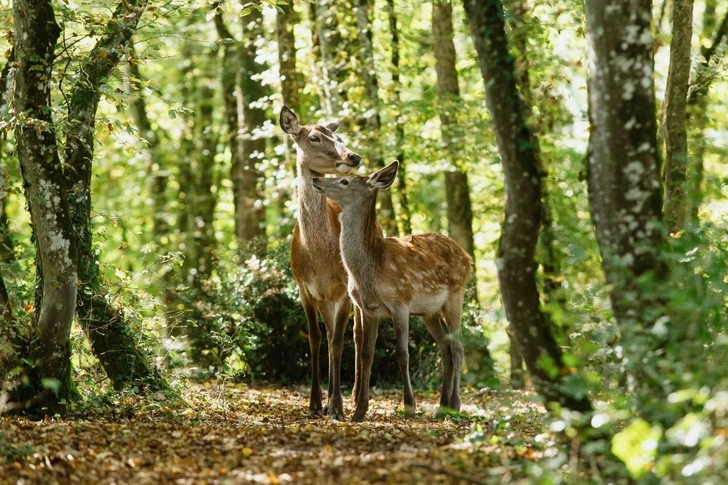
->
xmin=339 ymin=179 xmax=349 ymax=186
xmin=309 ymin=134 xmax=319 ymax=142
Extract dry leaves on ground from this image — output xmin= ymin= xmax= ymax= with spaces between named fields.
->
xmin=0 ymin=383 xmax=556 ymax=484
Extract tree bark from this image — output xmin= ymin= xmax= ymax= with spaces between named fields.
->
xmin=386 ymin=0 xmax=412 ymax=235
xmin=277 ymin=0 xmax=300 ymax=114
xmin=214 ymin=4 xmax=267 ymax=256
xmin=662 ymin=0 xmax=694 ymax=234
xmin=355 ymin=0 xmax=397 ymax=236
xmin=309 ymin=0 xmax=354 ymax=114
xmin=432 ymin=1 xmax=476 ymax=262
xmin=584 ymin=0 xmax=670 ymax=418
xmin=0 ymin=47 xmax=15 ymax=265
xmin=463 ymin=0 xmax=591 ymax=412
xmin=62 ymin=1 xmax=168 ymax=392
xmin=12 ymin=0 xmax=77 ymax=415
xmin=275 ymin=0 xmax=300 ymax=238
xmin=686 ymin=3 xmax=727 ymax=222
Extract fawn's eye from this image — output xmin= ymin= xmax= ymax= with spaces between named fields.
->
xmin=339 ymin=179 xmax=349 ymax=186
xmin=309 ymin=134 xmax=319 ymax=142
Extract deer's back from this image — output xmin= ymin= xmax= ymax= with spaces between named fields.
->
xmin=355 ymin=233 xmax=472 ymax=317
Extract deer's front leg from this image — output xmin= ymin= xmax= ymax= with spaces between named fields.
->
xmin=302 ymin=297 xmax=323 ymax=416
xmin=320 ymin=299 xmax=349 ymax=420
xmin=352 ymin=313 xmax=379 ymax=422
xmin=392 ymin=307 xmax=415 ymax=418
xmin=351 ymin=306 xmax=363 ymax=405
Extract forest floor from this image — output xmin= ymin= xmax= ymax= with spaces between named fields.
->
xmin=0 ymin=382 xmax=561 ymax=484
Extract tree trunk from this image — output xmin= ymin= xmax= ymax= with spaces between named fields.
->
xmin=584 ymin=0 xmax=670 ymax=418
xmin=386 ymin=0 xmax=412 ymax=236
xmin=277 ymin=0 xmax=300 ymax=114
xmin=0 ymin=47 xmax=16 ymax=265
xmin=12 ymin=0 xmax=77 ymax=415
xmin=309 ymin=0 xmax=353 ymax=114
xmin=178 ymin=49 xmax=220 ymax=368
xmin=463 ymin=0 xmax=591 ymax=412
xmin=62 ymin=1 xmax=168 ymax=392
xmin=662 ymin=0 xmax=694 ymax=234
xmin=126 ymin=44 xmax=179 ymax=340
xmin=355 ymin=0 xmax=397 ymax=236
xmin=275 ymin=0 xmax=300 ymax=238
xmin=214 ymin=5 xmax=267 ymax=256
xmin=432 ymin=1 xmax=476 ymax=262
xmin=686 ymin=4 xmax=727 ymax=222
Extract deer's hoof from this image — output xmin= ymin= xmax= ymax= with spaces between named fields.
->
xmin=404 ymin=406 xmax=416 ymax=419
xmin=351 ymin=410 xmax=367 ymax=422
xmin=308 ymin=408 xmax=324 ymax=417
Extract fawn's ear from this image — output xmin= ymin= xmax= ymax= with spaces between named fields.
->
xmin=280 ymin=106 xmax=301 ymax=135
xmin=367 ymin=160 xmax=399 ymax=190
xmin=325 ymin=120 xmax=342 ymax=133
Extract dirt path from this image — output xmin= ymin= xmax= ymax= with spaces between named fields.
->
xmin=1 ymin=383 xmax=548 ymax=484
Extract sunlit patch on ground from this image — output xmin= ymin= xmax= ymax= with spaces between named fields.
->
xmin=0 ymin=383 xmax=555 ymax=484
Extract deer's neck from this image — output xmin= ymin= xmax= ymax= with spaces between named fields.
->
xmin=296 ymin=158 xmax=336 ymax=244
xmin=339 ymin=196 xmax=383 ymax=304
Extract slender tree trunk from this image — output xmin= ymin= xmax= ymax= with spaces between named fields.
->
xmin=463 ymin=0 xmax=591 ymax=412
xmin=214 ymin=4 xmax=267 ymax=256
xmin=662 ymin=0 xmax=694 ymax=234
xmin=687 ymin=4 xmax=727 ymax=222
xmin=309 ymin=0 xmax=352 ymax=114
xmin=0 ymin=47 xmax=15 ymax=265
xmin=178 ymin=47 xmax=220 ymax=367
xmin=355 ymin=0 xmax=397 ymax=236
xmin=277 ymin=0 xmax=300 ymax=114
xmin=386 ymin=0 xmax=412 ymax=235
xmin=11 ymin=0 xmax=77 ymax=415
xmin=63 ymin=1 xmax=168 ymax=392
xmin=236 ymin=6 xmax=268 ymax=254
xmin=584 ymin=0 xmax=672 ymax=420
xmin=433 ymin=1 xmax=476 ymax=262
xmin=276 ymin=0 xmax=300 ymax=238
xmin=126 ymin=44 xmax=179 ymax=339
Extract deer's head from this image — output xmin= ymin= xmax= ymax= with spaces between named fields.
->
xmin=311 ymin=160 xmax=399 ymax=207
xmin=280 ymin=106 xmax=362 ymax=175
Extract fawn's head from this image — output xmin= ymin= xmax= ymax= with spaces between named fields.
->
xmin=312 ymin=160 xmax=399 ymax=207
xmin=280 ymin=106 xmax=362 ymax=175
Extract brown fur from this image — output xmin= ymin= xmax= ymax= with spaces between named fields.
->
xmin=280 ymin=106 xmax=361 ymax=419
xmin=312 ymin=161 xmax=473 ymax=421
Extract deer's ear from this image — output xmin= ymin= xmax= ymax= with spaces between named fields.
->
xmin=280 ymin=106 xmax=301 ymax=135
xmin=325 ymin=120 xmax=342 ymax=133
xmin=368 ymin=160 xmax=399 ymax=190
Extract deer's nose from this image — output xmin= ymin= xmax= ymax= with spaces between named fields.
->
xmin=347 ymin=152 xmax=362 ymax=166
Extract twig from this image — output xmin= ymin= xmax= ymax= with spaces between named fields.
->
xmin=411 ymin=461 xmax=488 ymax=485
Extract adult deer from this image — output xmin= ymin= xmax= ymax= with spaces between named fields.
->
xmin=312 ymin=161 xmax=472 ymax=421
xmin=279 ymin=106 xmax=361 ymax=419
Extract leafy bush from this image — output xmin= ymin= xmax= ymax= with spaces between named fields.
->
xmin=178 ymin=241 xmax=495 ymax=390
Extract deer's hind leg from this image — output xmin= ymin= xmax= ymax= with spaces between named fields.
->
xmin=423 ymin=314 xmax=455 ymax=412
xmin=442 ymin=295 xmax=465 ymax=412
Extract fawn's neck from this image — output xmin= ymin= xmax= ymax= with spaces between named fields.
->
xmin=339 ymin=196 xmax=383 ymax=301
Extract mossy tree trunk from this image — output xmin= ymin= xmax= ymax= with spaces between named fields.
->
xmin=463 ymin=0 xmax=592 ymax=412
xmin=10 ymin=0 xmax=77 ymax=416
xmin=584 ymin=0 xmax=672 ymax=420
xmin=386 ymin=0 xmax=412 ymax=236
xmin=62 ymin=0 xmax=168 ymax=392
xmin=662 ymin=0 xmax=694 ymax=234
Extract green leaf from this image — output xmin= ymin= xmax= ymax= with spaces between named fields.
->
xmin=611 ymin=419 xmax=662 ymax=479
